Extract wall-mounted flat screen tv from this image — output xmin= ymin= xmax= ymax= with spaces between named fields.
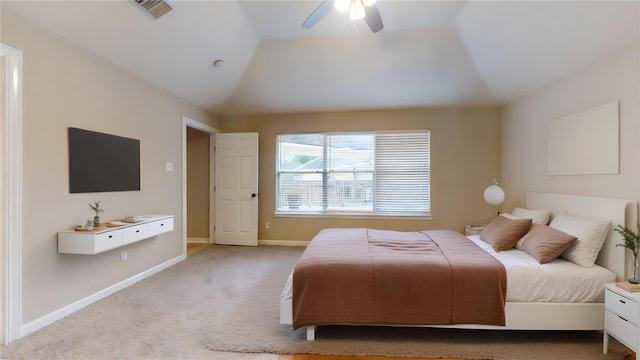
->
xmin=68 ymin=127 xmax=140 ymax=193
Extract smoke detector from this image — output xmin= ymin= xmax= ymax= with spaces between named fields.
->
xmin=135 ymin=0 xmax=174 ymax=19
xmin=213 ymin=60 xmax=225 ymax=69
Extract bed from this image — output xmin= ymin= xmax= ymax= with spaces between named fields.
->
xmin=280 ymin=192 xmax=637 ymax=340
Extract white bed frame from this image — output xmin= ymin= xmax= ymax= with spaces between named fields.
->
xmin=280 ymin=192 xmax=637 ymax=340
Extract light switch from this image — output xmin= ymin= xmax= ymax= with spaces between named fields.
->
xmin=165 ymin=162 xmax=174 ymax=172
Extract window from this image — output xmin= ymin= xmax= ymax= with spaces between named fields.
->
xmin=276 ymin=130 xmax=430 ymax=216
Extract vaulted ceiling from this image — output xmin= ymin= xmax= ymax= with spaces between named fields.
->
xmin=2 ymin=1 xmax=638 ymax=117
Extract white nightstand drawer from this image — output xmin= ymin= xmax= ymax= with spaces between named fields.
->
xmin=605 ymin=310 xmax=638 ymax=350
xmin=606 ymin=288 xmax=639 ymax=325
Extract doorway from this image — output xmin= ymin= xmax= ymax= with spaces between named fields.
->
xmin=182 ymin=117 xmax=217 ymax=256
xmin=186 ymin=127 xmax=210 ymax=247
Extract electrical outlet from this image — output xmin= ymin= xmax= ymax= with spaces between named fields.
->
xmin=265 ymin=222 xmax=270 ymax=229
xmin=120 ymin=250 xmax=128 ymax=261
xmin=165 ymin=162 xmax=173 ymax=172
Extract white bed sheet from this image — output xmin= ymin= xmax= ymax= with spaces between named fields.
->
xmin=281 ymin=234 xmax=615 ymax=304
xmin=467 ymin=235 xmax=614 ymax=302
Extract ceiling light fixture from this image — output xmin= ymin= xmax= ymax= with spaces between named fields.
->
xmin=335 ymin=0 xmax=376 ymax=21
xmin=349 ymin=0 xmax=365 ymax=20
xmin=303 ymin=0 xmax=383 ymax=33
xmin=335 ymin=0 xmax=350 ymax=12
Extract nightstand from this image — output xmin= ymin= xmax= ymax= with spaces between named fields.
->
xmin=604 ymin=283 xmax=640 ymax=359
xmin=464 ymin=224 xmax=487 ymax=236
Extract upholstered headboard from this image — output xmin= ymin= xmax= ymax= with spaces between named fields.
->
xmin=526 ymin=192 xmax=636 ymax=281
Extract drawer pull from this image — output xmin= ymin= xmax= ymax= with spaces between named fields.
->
xmin=108 ymin=235 xmax=113 ymax=239
xmin=618 ymin=315 xmax=629 ymax=322
xmin=619 ymin=299 xmax=627 ymax=304
xmin=136 ymin=230 xmax=140 ymax=233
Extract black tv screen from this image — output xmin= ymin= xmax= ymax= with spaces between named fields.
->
xmin=68 ymin=127 xmax=140 ymax=193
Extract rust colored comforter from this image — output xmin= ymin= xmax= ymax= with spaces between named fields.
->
xmin=292 ymin=228 xmax=506 ymax=329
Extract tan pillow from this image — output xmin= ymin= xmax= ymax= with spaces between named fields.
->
xmin=480 ymin=216 xmax=532 ymax=251
xmin=516 ymin=223 xmax=577 ymax=264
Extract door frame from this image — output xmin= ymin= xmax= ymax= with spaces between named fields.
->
xmin=181 ymin=116 xmax=218 ymax=252
xmin=1 ymin=43 xmax=23 ymax=344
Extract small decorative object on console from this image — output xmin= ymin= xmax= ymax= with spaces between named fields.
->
xmin=88 ymin=201 xmax=105 ymax=226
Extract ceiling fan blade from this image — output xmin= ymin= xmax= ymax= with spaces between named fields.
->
xmin=302 ymin=1 xmax=334 ymax=29
xmin=364 ymin=2 xmax=384 ymax=33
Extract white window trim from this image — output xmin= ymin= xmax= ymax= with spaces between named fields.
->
xmin=275 ymin=130 xmax=430 ymax=217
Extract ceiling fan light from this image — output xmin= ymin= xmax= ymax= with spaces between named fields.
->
xmin=335 ymin=0 xmax=350 ymax=11
xmin=349 ymin=0 xmax=365 ymax=20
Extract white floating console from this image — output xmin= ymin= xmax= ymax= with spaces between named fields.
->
xmin=58 ymin=215 xmax=174 ymax=255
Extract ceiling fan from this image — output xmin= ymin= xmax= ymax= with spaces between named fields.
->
xmin=302 ymin=0 xmax=384 ymax=33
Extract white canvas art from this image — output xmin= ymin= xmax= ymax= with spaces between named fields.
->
xmin=548 ymin=101 xmax=619 ymax=176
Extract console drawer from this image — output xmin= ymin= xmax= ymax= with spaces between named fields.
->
xmin=122 ymin=224 xmax=149 ymax=245
xmin=148 ymin=217 xmax=174 ymax=237
xmin=94 ymin=231 xmax=123 ymax=253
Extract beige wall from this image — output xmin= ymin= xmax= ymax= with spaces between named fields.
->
xmin=1 ymin=10 xmax=219 ymax=323
xmin=221 ymin=108 xmax=502 ymax=242
xmin=186 ymin=127 xmax=210 ymax=239
xmin=501 ymin=43 xmax=640 ymax=211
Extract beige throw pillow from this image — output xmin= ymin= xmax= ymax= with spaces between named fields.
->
xmin=480 ymin=216 xmax=532 ymax=252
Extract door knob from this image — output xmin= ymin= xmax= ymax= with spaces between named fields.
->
xmin=251 ymin=193 xmax=257 ymax=198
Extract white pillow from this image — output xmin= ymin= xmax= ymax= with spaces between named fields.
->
xmin=511 ymin=207 xmax=552 ymax=225
xmin=500 ymin=213 xmax=520 ymax=220
xmin=549 ymin=211 xmax=611 ymax=267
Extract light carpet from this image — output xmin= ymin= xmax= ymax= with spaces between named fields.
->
xmin=204 ymin=247 xmax=630 ymax=360
xmin=1 ymin=245 xmax=633 ymax=360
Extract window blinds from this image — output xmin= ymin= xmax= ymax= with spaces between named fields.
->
xmin=374 ymin=130 xmax=430 ymax=215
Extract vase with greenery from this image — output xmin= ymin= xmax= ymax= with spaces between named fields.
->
xmin=89 ymin=201 xmax=105 ymax=226
xmin=615 ymin=224 xmax=640 ymax=284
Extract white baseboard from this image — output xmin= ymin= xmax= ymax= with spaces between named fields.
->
xmin=258 ymin=239 xmax=308 ymax=247
xmin=187 ymin=237 xmax=210 ymax=244
xmin=20 ymin=254 xmax=186 ymax=338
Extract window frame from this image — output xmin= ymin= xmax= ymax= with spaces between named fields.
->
xmin=275 ymin=130 xmax=431 ymax=219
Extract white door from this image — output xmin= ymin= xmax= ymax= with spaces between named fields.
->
xmin=215 ymin=133 xmax=259 ymax=246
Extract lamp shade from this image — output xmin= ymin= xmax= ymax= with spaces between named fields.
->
xmin=484 ymin=184 xmax=505 ymax=205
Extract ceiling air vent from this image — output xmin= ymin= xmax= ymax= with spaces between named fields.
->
xmin=135 ymin=0 xmax=173 ymax=19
